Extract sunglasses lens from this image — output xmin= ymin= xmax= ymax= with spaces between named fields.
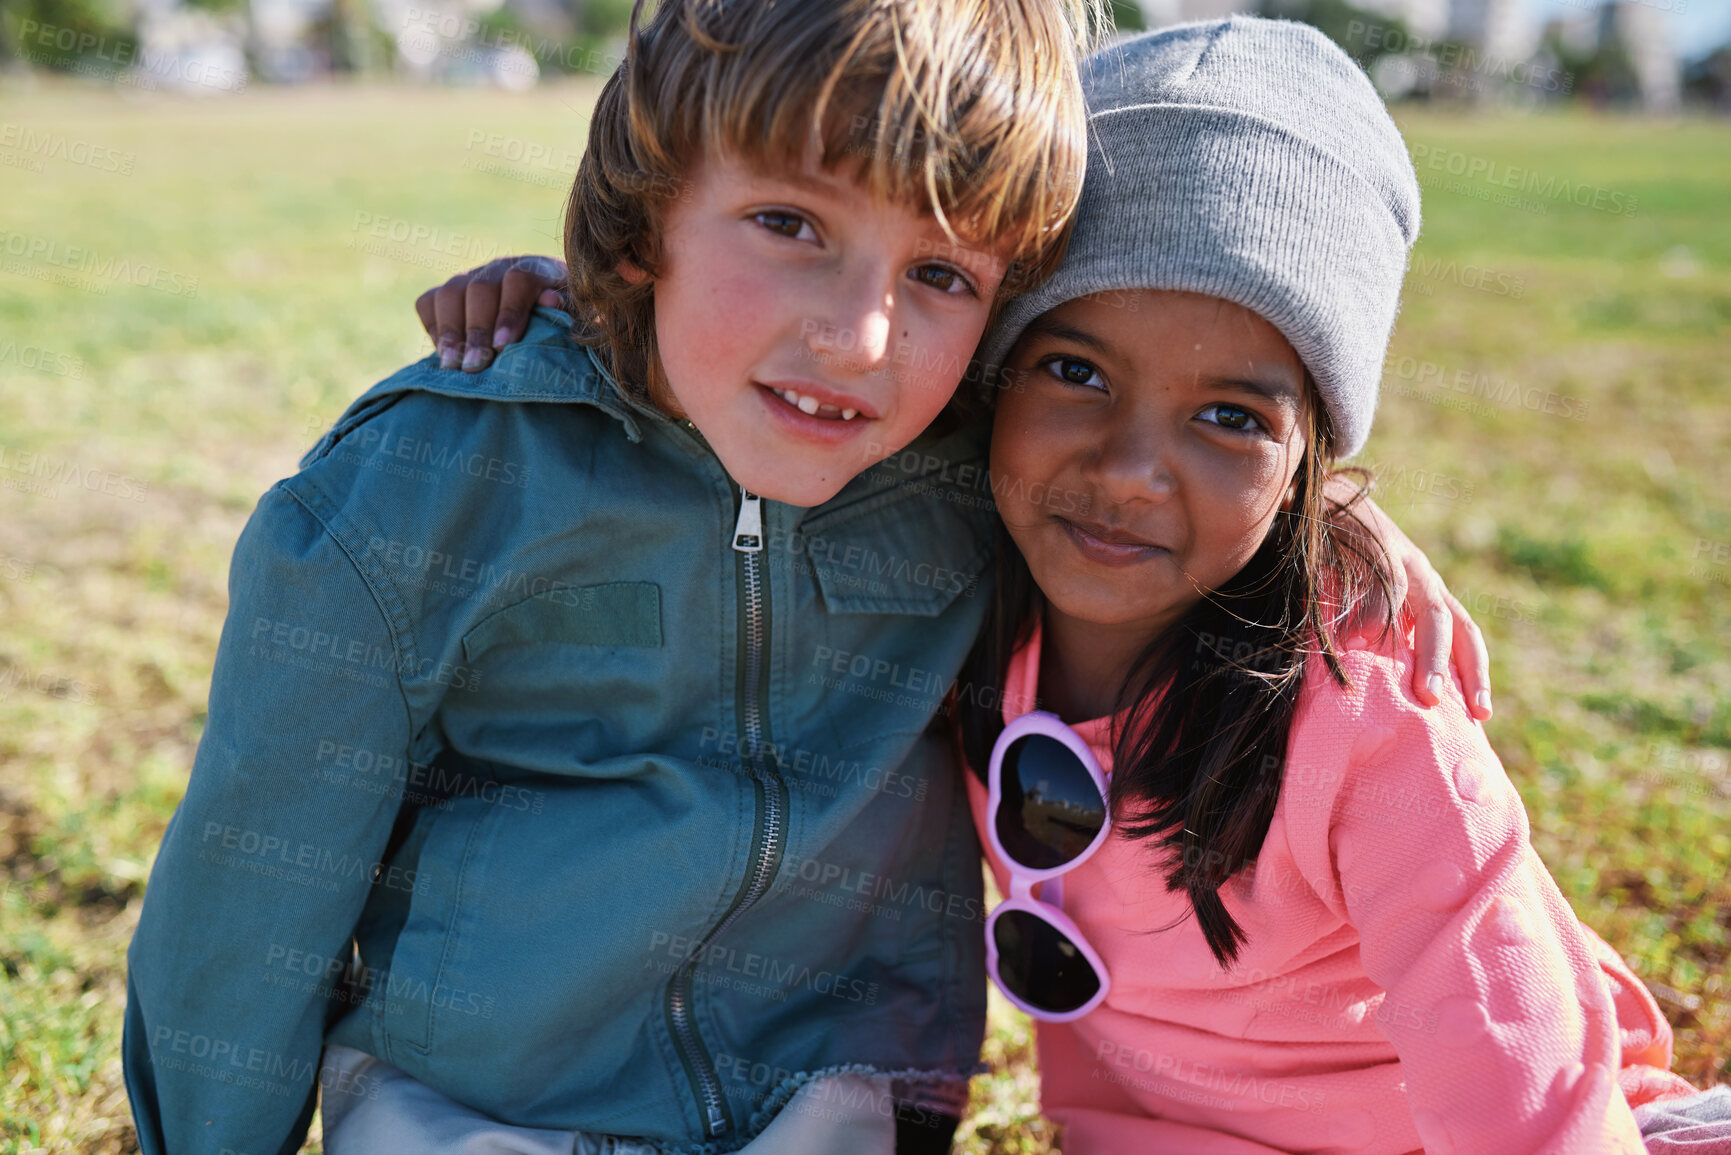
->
xmin=992 ymin=908 xmax=1101 ymax=1015
xmin=995 ymin=733 xmax=1106 ymax=871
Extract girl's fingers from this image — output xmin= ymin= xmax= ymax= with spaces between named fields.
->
xmin=494 ymin=265 xmax=558 ymax=350
xmin=432 ymin=277 xmax=473 ymax=370
xmin=462 ymin=278 xmax=504 ymax=372
xmin=537 ymin=289 xmax=564 ymax=308
xmin=415 ymin=288 xmax=439 ymax=347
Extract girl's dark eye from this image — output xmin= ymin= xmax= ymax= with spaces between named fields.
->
xmin=755 ymin=211 xmax=814 ymax=241
xmin=1198 ymin=403 xmax=1261 ymax=432
xmin=1044 ymin=357 xmax=1103 ymax=389
xmin=911 ymin=264 xmax=971 ymax=295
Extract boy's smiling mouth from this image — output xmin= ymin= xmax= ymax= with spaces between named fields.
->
xmin=754 ymin=379 xmax=878 ymax=437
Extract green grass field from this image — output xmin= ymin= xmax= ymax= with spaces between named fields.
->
xmin=0 ymin=80 xmax=1725 ymax=1154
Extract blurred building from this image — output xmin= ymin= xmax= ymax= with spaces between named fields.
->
xmin=1606 ymin=0 xmax=1681 ymax=110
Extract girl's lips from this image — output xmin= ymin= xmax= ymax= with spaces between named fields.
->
xmin=756 ymin=383 xmax=874 ymax=447
xmin=1056 ymin=516 xmax=1168 ymax=568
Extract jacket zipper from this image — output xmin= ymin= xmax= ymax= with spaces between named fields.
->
xmin=664 ymin=489 xmax=788 ymax=1138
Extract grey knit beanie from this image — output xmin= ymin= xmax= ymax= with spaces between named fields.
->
xmin=979 ymin=16 xmax=1421 ymax=459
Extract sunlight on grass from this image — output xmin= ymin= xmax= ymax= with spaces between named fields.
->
xmin=0 ymin=83 xmax=1726 ymax=1151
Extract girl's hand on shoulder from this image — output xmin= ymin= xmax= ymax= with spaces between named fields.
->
xmin=414 ymin=255 xmax=568 ymax=373
xmin=1342 ymin=488 xmax=1492 ymax=720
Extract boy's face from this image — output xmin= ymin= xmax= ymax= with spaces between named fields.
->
xmin=647 ymin=148 xmax=1012 ymax=507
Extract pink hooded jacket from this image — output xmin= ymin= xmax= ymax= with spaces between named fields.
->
xmin=966 ymin=622 xmax=1694 ymax=1154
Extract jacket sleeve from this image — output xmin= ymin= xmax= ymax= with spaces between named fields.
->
xmin=124 ymin=484 xmax=417 ymax=1155
xmin=1286 ymin=649 xmax=1647 ymax=1154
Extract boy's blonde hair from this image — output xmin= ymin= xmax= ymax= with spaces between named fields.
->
xmin=564 ymin=0 xmax=1103 ymax=397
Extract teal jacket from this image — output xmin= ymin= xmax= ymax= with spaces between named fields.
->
xmin=123 ymin=310 xmax=994 ymax=1154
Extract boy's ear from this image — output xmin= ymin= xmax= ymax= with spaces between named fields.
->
xmin=618 ymin=260 xmax=649 ymax=285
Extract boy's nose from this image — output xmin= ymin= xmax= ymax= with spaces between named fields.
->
xmin=802 ymin=281 xmax=893 ymax=374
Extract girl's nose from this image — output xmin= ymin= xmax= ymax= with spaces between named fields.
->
xmin=1084 ymin=417 xmax=1178 ymax=505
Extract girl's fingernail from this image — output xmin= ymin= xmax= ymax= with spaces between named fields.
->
xmin=1477 ymin=690 xmax=1493 ymax=716
xmin=462 ymin=346 xmax=484 ymax=370
xmin=1427 ymin=673 xmax=1444 ymax=702
xmin=439 ymin=343 xmax=458 ymax=370
xmin=494 ymin=327 xmax=512 ymax=348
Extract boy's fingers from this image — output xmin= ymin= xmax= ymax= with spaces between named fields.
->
xmin=1413 ymin=597 xmax=1452 ymax=707
xmin=433 ymin=278 xmax=472 ymax=370
xmin=1388 ymin=541 xmax=1413 ymax=612
xmin=463 ymin=279 xmax=503 ymax=372
xmin=1452 ymin=594 xmax=1493 ymax=719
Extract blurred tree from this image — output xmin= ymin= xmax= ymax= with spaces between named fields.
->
xmin=1682 ymin=45 xmax=1731 ymax=112
xmin=1111 ymin=0 xmax=1146 ymax=33
xmin=0 ymin=0 xmax=133 ymax=71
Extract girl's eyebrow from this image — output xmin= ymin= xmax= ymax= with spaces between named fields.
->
xmin=1020 ymin=317 xmax=1110 ymax=353
xmin=1207 ymin=375 xmax=1303 ymax=409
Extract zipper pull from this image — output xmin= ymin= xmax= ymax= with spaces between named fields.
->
xmin=731 ymin=490 xmax=763 ymax=553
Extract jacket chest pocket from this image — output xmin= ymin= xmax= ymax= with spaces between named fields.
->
xmin=795 ymin=484 xmax=993 ymax=619
xmin=460 ymin=581 xmax=662 ymax=662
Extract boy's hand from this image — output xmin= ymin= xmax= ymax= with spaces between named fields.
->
xmin=1339 ymin=485 xmax=1492 ymax=720
xmin=1329 ymin=477 xmax=1495 ymax=713
xmin=415 ymin=255 xmax=568 ymax=372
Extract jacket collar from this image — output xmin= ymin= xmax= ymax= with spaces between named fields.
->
xmin=376 ymin=308 xmax=646 ymax=443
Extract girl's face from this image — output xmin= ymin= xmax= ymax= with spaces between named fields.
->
xmin=992 ymin=290 xmax=1310 ymax=646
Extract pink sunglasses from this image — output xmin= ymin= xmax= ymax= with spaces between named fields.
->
xmin=985 ymin=710 xmax=1112 ymax=1021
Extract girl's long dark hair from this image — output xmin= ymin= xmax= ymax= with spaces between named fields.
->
xmin=960 ymin=406 xmax=1398 ymax=968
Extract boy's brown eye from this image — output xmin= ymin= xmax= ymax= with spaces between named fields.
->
xmin=755 ymin=211 xmax=809 ymax=239
xmin=912 ymin=265 xmax=964 ymax=294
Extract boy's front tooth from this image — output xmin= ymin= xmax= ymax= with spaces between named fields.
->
xmin=841 ymin=409 xmax=857 ymax=421
xmin=796 ymin=395 xmax=821 ymax=415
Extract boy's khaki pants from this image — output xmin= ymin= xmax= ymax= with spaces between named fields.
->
xmin=319 ymin=1043 xmax=896 ymax=1155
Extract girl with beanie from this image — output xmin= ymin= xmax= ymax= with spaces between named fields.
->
xmin=957 ymin=17 xmax=1709 ymax=1153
